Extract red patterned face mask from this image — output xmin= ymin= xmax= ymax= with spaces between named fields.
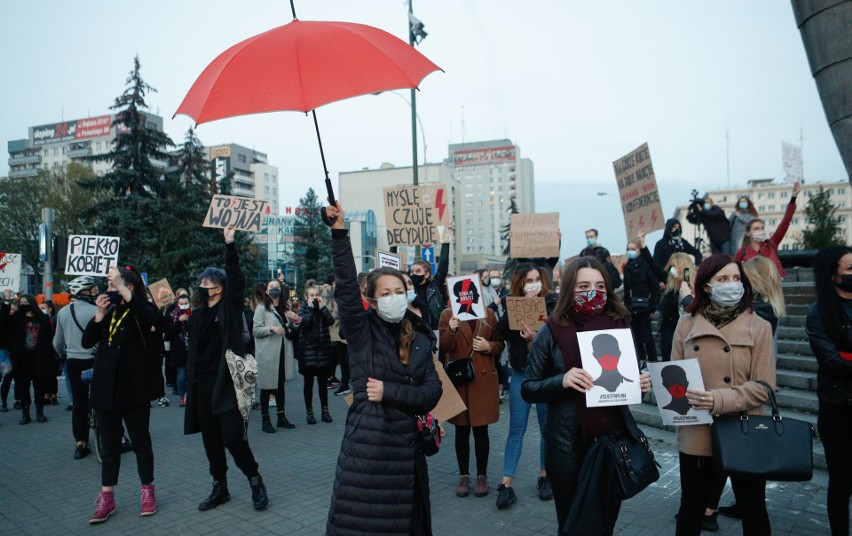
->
xmin=573 ymin=289 xmax=607 ymax=315
xmin=597 ymin=354 xmax=619 ymax=371
xmin=667 ymin=384 xmax=687 ymax=398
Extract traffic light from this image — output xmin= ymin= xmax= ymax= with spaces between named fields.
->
xmin=52 ymin=235 xmax=68 ymax=271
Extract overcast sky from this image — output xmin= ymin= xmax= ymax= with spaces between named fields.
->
xmin=0 ymin=0 xmax=846 ymax=258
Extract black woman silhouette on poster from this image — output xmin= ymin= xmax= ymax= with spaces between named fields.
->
xmin=660 ymin=365 xmax=691 ymax=415
xmin=453 ymin=277 xmax=480 ymax=317
xmin=590 ymin=333 xmax=634 ymax=393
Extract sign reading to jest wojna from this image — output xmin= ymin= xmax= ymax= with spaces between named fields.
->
xmin=384 ymin=183 xmax=451 ymax=247
xmin=203 ymin=195 xmax=269 ymax=233
xmin=65 ymin=235 xmax=120 ymax=277
xmin=613 ymin=143 xmax=665 ymax=241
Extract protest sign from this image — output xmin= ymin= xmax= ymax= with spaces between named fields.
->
xmin=782 ymin=141 xmax=803 ymax=185
xmin=203 ymin=195 xmax=268 ymax=232
xmin=506 ymin=296 xmax=547 ymax=332
xmin=384 ymin=183 xmax=451 ymax=247
xmin=430 ymin=357 xmax=466 ymax=422
xmin=377 ymin=250 xmax=402 ymax=271
xmin=509 ymin=213 xmax=560 ymax=258
xmin=648 ymin=359 xmax=713 ymax=426
xmin=65 ymin=235 xmax=120 ymax=277
xmin=0 ymin=253 xmax=22 ymax=291
xmin=613 ymin=143 xmax=665 ymax=241
xmin=578 ymin=328 xmax=642 ymax=407
xmin=446 ymin=275 xmax=487 ymax=321
xmin=148 ymin=278 xmax=175 ymax=308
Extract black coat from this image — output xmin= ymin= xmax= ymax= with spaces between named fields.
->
xmin=327 ymin=229 xmax=442 ymax=536
xmin=497 ymin=293 xmax=558 ymax=371
xmin=184 ymin=242 xmax=247 ymax=435
xmin=414 ymin=242 xmax=450 ymax=330
xmin=297 ymin=301 xmax=335 ymax=373
xmin=623 ymin=247 xmax=664 ymax=313
xmin=81 ymin=296 xmax=164 ymax=411
xmin=163 ymin=309 xmax=189 ymax=368
xmin=578 ymin=246 xmax=622 ymax=288
xmin=0 ymin=304 xmax=55 ymax=378
xmin=653 ymin=219 xmax=703 ymax=267
xmin=806 ymin=302 xmax=852 ymax=406
xmin=687 ymin=205 xmax=729 ymax=249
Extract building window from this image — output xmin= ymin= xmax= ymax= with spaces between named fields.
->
xmin=768 ymin=219 xmax=776 ymax=226
xmin=768 ymin=192 xmax=775 ymax=199
xmin=758 ymin=205 xmax=765 ymax=212
xmin=757 ymin=193 xmax=764 ymax=200
xmin=53 ymin=148 xmax=58 ymax=156
xmin=840 ymin=187 xmax=846 ymax=195
xmin=781 ymin=191 xmax=788 ymax=198
xmin=238 ymin=154 xmax=247 ymax=163
xmin=792 ymin=217 xmax=799 ymax=225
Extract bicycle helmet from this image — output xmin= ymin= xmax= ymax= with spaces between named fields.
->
xmin=67 ymin=276 xmax=99 ymax=297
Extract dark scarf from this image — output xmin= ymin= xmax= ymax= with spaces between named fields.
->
xmin=699 ymin=303 xmax=740 ymax=330
xmin=668 ymin=235 xmax=684 ymax=250
xmin=546 ymin=313 xmax=630 ymax=439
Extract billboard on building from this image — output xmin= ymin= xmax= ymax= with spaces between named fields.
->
xmin=452 ymin=145 xmax=516 ymax=167
xmin=31 ymin=115 xmax=112 ymax=146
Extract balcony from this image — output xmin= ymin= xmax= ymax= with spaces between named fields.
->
xmin=234 ymin=174 xmax=255 ymax=186
xmin=67 ymin=148 xmax=92 ymax=158
xmin=9 ymin=168 xmax=40 ymax=179
xmin=8 ymin=154 xmax=41 ymax=166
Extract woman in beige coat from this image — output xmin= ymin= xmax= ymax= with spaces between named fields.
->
xmin=439 ymin=307 xmax=504 ymax=499
xmin=671 ymin=254 xmax=776 ymax=536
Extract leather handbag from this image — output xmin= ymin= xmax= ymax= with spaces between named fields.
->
xmin=445 ymin=358 xmax=475 ymax=386
xmin=629 ymin=296 xmax=650 ymax=313
xmin=606 ymin=429 xmax=661 ymax=499
xmin=711 ymin=381 xmax=815 ymax=481
xmin=417 ymin=413 xmax=441 ymax=456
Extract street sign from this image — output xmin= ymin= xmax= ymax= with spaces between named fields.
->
xmin=421 ymin=246 xmax=434 ymax=263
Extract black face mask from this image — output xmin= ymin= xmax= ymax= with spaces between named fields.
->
xmin=198 ymin=287 xmax=211 ymax=303
xmin=410 ymin=274 xmax=425 ymax=287
xmin=18 ymin=304 xmax=31 ymax=314
xmin=268 ymin=288 xmax=282 ymax=299
xmin=671 ymin=229 xmax=682 ymax=238
xmin=836 ymin=274 xmax=852 ymax=293
xmin=77 ymin=293 xmax=96 ymax=305
xmin=106 ymin=291 xmax=123 ymax=305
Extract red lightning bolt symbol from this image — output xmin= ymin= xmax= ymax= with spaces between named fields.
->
xmin=651 ymin=210 xmax=658 ymax=227
xmin=0 ymin=252 xmax=6 ymax=272
xmin=639 ymin=215 xmax=646 ymax=228
xmin=435 ymin=189 xmax=446 ymax=221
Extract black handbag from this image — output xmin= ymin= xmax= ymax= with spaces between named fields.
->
xmin=629 ymin=296 xmax=650 ymax=313
xmin=417 ymin=413 xmax=441 ymax=456
xmin=711 ymin=380 xmax=815 ymax=481
xmin=445 ymin=358 xmax=475 ymax=386
xmin=606 ymin=429 xmax=661 ymax=499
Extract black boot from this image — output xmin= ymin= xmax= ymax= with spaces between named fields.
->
xmin=35 ymin=405 xmax=48 ymax=423
xmin=198 ymin=481 xmax=231 ymax=511
xmin=277 ymin=412 xmax=295 ymax=429
xmin=249 ymin=475 xmax=268 ymax=510
xmin=261 ymin=414 xmax=276 ymax=433
xmin=306 ymin=408 xmax=316 ymax=425
xmin=19 ymin=405 xmax=31 ymax=425
xmin=321 ymin=405 xmax=333 ymax=423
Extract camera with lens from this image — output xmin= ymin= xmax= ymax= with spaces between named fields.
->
xmin=686 ymin=189 xmax=704 ymax=223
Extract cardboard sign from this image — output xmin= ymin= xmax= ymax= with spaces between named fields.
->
xmin=578 ymin=328 xmax=642 ymax=407
xmin=446 ymin=275 xmax=487 ymax=320
xmin=148 ymin=278 xmax=175 ymax=308
xmin=613 ymin=143 xmax=665 ymax=242
xmin=648 ymin=359 xmax=713 ymax=426
xmin=384 ymin=183 xmax=451 ymax=247
xmin=506 ymin=296 xmax=547 ymax=332
xmin=510 ymin=213 xmax=560 ymax=258
xmin=203 ymin=195 xmax=268 ymax=232
xmin=782 ymin=141 xmax=803 ymax=185
xmin=65 ymin=235 xmax=120 ymax=277
xmin=377 ymin=250 xmax=402 ymax=271
xmin=0 ymin=253 xmax=22 ymax=291
xmin=430 ymin=357 xmax=466 ymax=422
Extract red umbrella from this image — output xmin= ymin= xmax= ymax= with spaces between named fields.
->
xmin=175 ymin=7 xmax=442 ymax=223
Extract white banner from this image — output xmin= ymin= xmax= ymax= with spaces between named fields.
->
xmin=782 ymin=141 xmax=803 ymax=185
xmin=65 ymin=235 xmax=120 ymax=276
xmin=0 ymin=253 xmax=23 ymax=291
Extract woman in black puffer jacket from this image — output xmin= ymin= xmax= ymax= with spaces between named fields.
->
xmin=623 ymin=234 xmax=666 ymax=365
xmin=325 ymin=202 xmax=442 ymax=536
xmin=298 ymin=283 xmax=335 ymax=425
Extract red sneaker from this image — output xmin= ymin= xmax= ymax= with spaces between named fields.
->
xmin=140 ymin=484 xmax=157 ymax=516
xmin=89 ymin=490 xmax=116 ymax=524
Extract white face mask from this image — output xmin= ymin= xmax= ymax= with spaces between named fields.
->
xmin=376 ymin=293 xmax=409 ymax=323
xmin=406 ymin=289 xmax=416 ymax=304
xmin=751 ymin=230 xmax=767 ymax=242
xmin=491 ymin=278 xmax=502 ymax=288
xmin=524 ymin=282 xmax=542 ymax=295
xmin=179 ymin=304 xmax=190 ymax=310
xmin=669 ymin=266 xmax=679 ymax=278
xmin=709 ymin=282 xmax=745 ymax=307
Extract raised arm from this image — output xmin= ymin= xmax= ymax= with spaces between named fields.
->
xmin=770 ymin=186 xmax=799 ymax=247
xmin=326 ymin=202 xmax=370 ymax=351
xmin=224 ymin=226 xmax=245 ymax=309
xmin=433 ymin=241 xmax=450 ymax=289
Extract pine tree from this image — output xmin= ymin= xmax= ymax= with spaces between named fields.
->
xmin=802 ymin=186 xmax=843 ymax=249
xmin=295 ymin=188 xmax=332 ymax=283
xmin=500 ymin=196 xmax=520 ymax=280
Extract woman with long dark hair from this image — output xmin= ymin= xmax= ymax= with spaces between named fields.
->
xmin=522 ymin=257 xmax=652 ymax=535
xmin=325 ymin=202 xmax=442 ymax=535
xmin=671 ymin=254 xmax=775 ymax=536
xmin=808 ymin=245 xmax=852 ymax=535
xmin=82 ymin=265 xmax=163 ymax=523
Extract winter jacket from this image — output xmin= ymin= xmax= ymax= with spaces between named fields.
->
xmin=497 ymin=293 xmax=558 ymax=372
xmin=163 ymin=307 xmax=190 ymax=368
xmin=297 ymin=300 xmax=335 ymax=373
xmin=81 ymin=296 xmax=164 ymax=411
xmin=806 ymin=302 xmax=852 ymax=406
xmin=439 ymin=308 xmax=504 ymax=427
xmin=327 ymin=229 xmax=442 ymax=536
xmin=728 ymin=210 xmax=756 ymax=252
xmin=184 ymin=242 xmax=248 ymax=435
xmin=687 ymin=204 xmax=729 ymax=249
xmin=253 ymin=304 xmax=285 ymax=390
xmin=414 ymin=242 xmax=450 ymax=330
xmin=623 ymin=247 xmax=664 ymax=313
xmin=652 ymin=219 xmax=703 ymax=268
xmin=671 ymin=310 xmax=775 ymax=457
xmin=734 ymin=198 xmax=797 ymax=277
xmin=0 ymin=304 xmax=56 ymax=379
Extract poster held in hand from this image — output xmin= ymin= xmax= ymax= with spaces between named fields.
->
xmin=782 ymin=141 xmax=803 ymax=185
xmin=383 ymin=183 xmax=452 ymax=247
xmin=148 ymin=278 xmax=176 ymax=308
xmin=203 ymin=195 xmax=269 ymax=232
xmin=613 ymin=143 xmax=665 ymax=241
xmin=377 ymin=250 xmax=402 ymax=271
xmin=509 ymin=213 xmax=560 ymax=258
xmin=446 ymin=275 xmax=486 ymax=321
xmin=65 ymin=235 xmax=120 ymax=277
xmin=0 ymin=253 xmax=23 ymax=291
xmin=506 ymin=296 xmax=547 ymax=332
xmin=578 ymin=328 xmax=642 ymax=407
xmin=648 ymin=359 xmax=713 ymax=426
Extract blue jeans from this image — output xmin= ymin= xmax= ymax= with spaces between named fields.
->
xmin=176 ymin=367 xmax=186 ymax=397
xmin=502 ymin=367 xmax=547 ymax=478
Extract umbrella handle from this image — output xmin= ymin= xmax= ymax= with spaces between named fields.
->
xmin=314 ymin=109 xmax=338 ymax=227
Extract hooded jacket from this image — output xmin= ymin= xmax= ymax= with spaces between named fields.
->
xmin=652 ymin=219 xmax=703 ymax=268
xmin=687 ymin=204 xmax=730 ymax=248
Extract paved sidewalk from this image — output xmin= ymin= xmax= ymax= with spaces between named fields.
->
xmin=0 ymin=376 xmax=833 ymax=535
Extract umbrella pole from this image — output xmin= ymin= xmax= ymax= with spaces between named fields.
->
xmin=312 ymin=110 xmax=338 ymax=226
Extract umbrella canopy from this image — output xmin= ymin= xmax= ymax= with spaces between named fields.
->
xmin=175 ymin=19 xmax=442 ymax=125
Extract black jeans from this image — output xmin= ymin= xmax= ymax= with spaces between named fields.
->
xmin=67 ymin=358 xmax=95 ymax=443
xmin=676 ymin=452 xmax=770 ymax=536
xmin=15 ymin=371 xmax=47 ymax=409
xmin=630 ymin=311 xmax=657 ymax=363
xmin=96 ymin=404 xmax=154 ymax=487
xmin=1 ymin=368 xmax=13 ymax=405
xmin=332 ymin=342 xmax=349 ymax=386
xmin=196 ymin=374 xmax=259 ymax=483
xmin=302 ymin=368 xmax=332 ymax=411
xmin=454 ymin=424 xmax=490 ymax=476
xmin=819 ymin=402 xmax=852 ymax=536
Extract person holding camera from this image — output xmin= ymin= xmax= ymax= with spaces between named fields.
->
xmin=687 ymin=195 xmax=730 ymax=254
xmin=298 ymin=283 xmax=336 ymax=424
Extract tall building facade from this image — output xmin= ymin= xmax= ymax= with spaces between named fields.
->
xmin=206 ymin=144 xmax=280 ymax=214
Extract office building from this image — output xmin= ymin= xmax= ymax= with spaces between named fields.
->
xmin=206 ymin=144 xmax=280 ymax=214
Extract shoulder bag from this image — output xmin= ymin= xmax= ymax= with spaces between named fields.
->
xmin=444 ymin=319 xmax=483 ymax=386
xmin=711 ymin=380 xmax=815 ymax=481
xmin=606 ymin=428 xmax=661 ymax=499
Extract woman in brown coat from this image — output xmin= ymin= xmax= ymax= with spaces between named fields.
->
xmin=439 ymin=307 xmax=505 ymax=499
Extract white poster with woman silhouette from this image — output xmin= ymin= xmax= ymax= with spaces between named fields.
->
xmin=445 ymin=275 xmax=487 ymax=321
xmin=578 ymin=328 xmax=642 ymax=407
xmin=648 ymin=359 xmax=713 ymax=426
